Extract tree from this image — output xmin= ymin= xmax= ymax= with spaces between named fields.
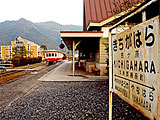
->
xmin=112 ymin=0 xmax=142 ymax=15
xmin=12 ymin=46 xmax=27 ymax=58
xmin=40 ymin=45 xmax=47 ymax=57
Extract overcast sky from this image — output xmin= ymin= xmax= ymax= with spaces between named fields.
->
xmin=0 ymin=0 xmax=83 ymax=26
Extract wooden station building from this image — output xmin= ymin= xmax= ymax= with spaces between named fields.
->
xmin=60 ymin=0 xmax=142 ymax=76
xmin=61 ymin=0 xmax=159 ymax=119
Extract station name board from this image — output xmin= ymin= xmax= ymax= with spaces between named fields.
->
xmin=112 ymin=16 xmax=159 ymax=120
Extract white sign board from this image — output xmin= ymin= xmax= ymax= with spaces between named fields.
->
xmin=112 ymin=16 xmax=159 ymax=120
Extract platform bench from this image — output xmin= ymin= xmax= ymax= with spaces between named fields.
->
xmin=92 ymin=67 xmax=100 ymax=75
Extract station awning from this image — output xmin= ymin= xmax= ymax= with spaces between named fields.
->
xmin=60 ymin=31 xmax=103 ymax=50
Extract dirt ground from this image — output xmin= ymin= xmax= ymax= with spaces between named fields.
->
xmin=0 ymin=63 xmax=47 ymax=84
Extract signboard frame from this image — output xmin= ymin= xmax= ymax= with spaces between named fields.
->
xmin=111 ymin=16 xmax=159 ymax=120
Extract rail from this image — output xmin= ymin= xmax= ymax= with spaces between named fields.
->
xmin=0 ymin=63 xmax=45 ymax=78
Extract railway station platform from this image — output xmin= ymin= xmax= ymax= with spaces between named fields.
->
xmin=38 ymin=61 xmax=108 ymax=82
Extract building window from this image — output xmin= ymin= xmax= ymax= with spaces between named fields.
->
xmin=27 ymin=44 xmax=30 ymax=50
xmin=16 ymin=40 xmax=19 ymax=44
xmin=9 ymin=46 xmax=12 ymax=58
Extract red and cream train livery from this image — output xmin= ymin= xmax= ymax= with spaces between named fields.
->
xmin=45 ymin=50 xmax=65 ymax=64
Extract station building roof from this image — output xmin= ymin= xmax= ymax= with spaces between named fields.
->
xmin=83 ymin=0 xmax=144 ymax=30
xmin=60 ymin=31 xmax=103 ymax=50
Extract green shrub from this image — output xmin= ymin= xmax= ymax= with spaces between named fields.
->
xmin=11 ymin=57 xmax=42 ymax=67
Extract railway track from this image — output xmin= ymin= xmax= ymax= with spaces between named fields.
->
xmin=0 ymin=63 xmax=46 ymax=78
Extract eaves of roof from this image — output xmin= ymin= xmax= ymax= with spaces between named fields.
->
xmin=84 ymin=0 xmax=147 ymax=30
xmin=87 ymin=2 xmax=143 ymax=30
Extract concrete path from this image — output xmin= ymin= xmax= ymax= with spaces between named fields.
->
xmin=38 ymin=61 xmax=108 ymax=82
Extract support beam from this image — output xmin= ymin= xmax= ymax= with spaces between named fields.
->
xmin=75 ymin=40 xmax=82 ymax=49
xmin=72 ymin=40 xmax=75 ymax=76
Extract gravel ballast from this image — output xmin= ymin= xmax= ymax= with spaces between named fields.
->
xmin=0 ymin=81 xmax=148 ymax=120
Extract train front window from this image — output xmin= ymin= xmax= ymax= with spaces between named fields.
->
xmin=55 ymin=53 xmax=57 ymax=57
xmin=52 ymin=53 xmax=54 ymax=57
xmin=46 ymin=53 xmax=49 ymax=57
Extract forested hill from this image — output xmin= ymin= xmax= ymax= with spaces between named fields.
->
xmin=0 ymin=18 xmax=82 ymax=49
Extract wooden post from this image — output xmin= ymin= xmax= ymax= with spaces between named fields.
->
xmin=142 ymin=11 xmax=146 ymax=22
xmin=109 ymin=31 xmax=113 ymax=120
xmin=66 ymin=47 xmax=68 ymax=60
xmin=73 ymin=40 xmax=75 ymax=76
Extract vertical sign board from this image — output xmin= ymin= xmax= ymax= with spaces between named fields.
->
xmin=112 ymin=16 xmax=159 ymax=120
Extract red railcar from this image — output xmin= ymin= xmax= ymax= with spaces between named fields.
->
xmin=45 ymin=50 xmax=65 ymax=64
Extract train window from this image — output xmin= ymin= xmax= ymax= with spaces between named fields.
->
xmin=49 ymin=53 xmax=51 ymax=57
xmin=55 ymin=53 xmax=57 ymax=57
xmin=46 ymin=53 xmax=49 ymax=57
xmin=52 ymin=53 xmax=54 ymax=57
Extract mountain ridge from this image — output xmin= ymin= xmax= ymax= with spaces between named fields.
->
xmin=0 ymin=18 xmax=82 ymax=50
